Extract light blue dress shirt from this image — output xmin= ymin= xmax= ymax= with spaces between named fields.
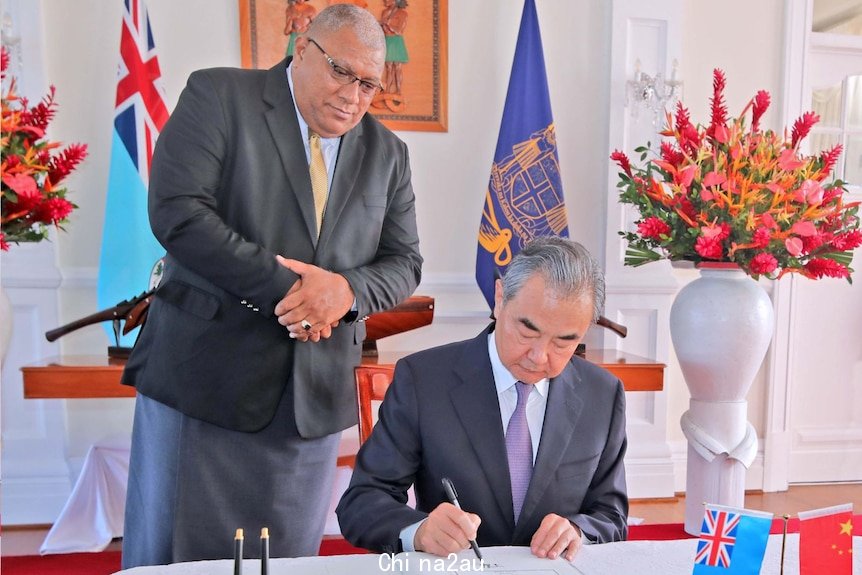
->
xmin=286 ymin=63 xmax=340 ymax=186
xmin=285 ymin=64 xmax=357 ymax=312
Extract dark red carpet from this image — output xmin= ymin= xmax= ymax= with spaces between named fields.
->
xmin=2 ymin=551 xmax=122 ymax=575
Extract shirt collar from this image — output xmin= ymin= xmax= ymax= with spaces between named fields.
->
xmin=488 ymin=331 xmax=549 ymax=398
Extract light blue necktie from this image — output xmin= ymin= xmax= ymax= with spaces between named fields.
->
xmin=506 ymin=381 xmax=533 ymax=523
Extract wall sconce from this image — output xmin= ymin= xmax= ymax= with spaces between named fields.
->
xmin=626 ymin=59 xmax=683 ymax=125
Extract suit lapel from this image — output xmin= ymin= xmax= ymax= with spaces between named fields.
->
xmin=262 ymin=59 xmax=318 ymax=242
xmin=316 ymin=123 xmax=366 ymax=253
xmin=448 ymin=329 xmax=515 ymax=530
xmin=513 ymin=363 xmax=584 ymax=540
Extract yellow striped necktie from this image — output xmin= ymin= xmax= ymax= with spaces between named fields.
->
xmin=308 ymin=131 xmax=329 ymax=237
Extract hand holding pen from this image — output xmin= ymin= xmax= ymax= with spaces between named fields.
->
xmin=413 ymin=478 xmax=483 ymax=558
xmin=441 ymin=477 xmax=484 ymax=562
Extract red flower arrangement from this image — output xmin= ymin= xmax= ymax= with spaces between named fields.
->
xmin=1 ymin=48 xmax=87 ymax=251
xmin=611 ymin=69 xmax=860 ymax=281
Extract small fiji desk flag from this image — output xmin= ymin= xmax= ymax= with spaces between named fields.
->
xmin=97 ymin=0 xmax=169 ymax=347
xmin=692 ymin=504 xmax=773 ymax=575
xmin=475 ymin=0 xmax=568 ymax=309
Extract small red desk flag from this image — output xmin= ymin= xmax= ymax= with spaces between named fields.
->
xmin=798 ymin=503 xmax=853 ymax=575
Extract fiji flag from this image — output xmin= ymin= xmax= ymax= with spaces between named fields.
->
xmin=692 ymin=504 xmax=773 ymax=575
xmin=475 ymin=0 xmax=568 ymax=309
xmin=97 ymin=0 xmax=169 ymax=346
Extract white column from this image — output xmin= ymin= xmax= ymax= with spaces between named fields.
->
xmin=605 ymin=0 xmax=684 ymax=499
xmin=2 ymin=242 xmax=73 ymax=523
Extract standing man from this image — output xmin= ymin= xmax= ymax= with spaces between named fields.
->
xmin=121 ymin=5 xmax=421 ymax=568
xmin=337 ymin=237 xmax=627 ymax=561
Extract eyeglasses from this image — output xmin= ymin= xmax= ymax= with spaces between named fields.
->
xmin=307 ymin=38 xmax=383 ymax=97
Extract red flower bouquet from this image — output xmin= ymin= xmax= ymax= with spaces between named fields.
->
xmin=1 ymin=48 xmax=87 ymax=251
xmin=611 ymin=69 xmax=860 ymax=281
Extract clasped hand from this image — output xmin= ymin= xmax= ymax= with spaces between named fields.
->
xmin=274 ymin=255 xmax=353 ymax=342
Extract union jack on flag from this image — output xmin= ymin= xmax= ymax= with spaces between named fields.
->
xmin=694 ymin=508 xmax=740 ymax=567
xmin=692 ymin=504 xmax=772 ymax=575
xmin=114 ymin=0 xmax=168 ymax=184
xmin=97 ymin=0 xmax=169 ymax=346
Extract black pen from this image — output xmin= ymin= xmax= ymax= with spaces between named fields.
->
xmin=234 ymin=528 xmax=243 ymax=575
xmin=260 ymin=527 xmax=269 ymax=575
xmin=441 ymin=477 xmax=483 ymax=561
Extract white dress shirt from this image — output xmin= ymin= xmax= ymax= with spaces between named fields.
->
xmin=489 ymin=331 xmax=548 ymax=464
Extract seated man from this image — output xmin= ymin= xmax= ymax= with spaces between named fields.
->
xmin=336 ymin=236 xmax=628 ymax=562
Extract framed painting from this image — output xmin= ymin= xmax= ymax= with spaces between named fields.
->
xmin=238 ymin=0 xmax=448 ymax=132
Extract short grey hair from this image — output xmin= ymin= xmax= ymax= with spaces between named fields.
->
xmin=305 ymin=4 xmax=385 ymax=54
xmin=501 ymin=236 xmax=606 ymax=322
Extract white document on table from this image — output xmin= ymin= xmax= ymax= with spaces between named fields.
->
xmin=379 ymin=546 xmax=580 ymax=575
xmin=112 ymin=536 xmax=862 ymax=575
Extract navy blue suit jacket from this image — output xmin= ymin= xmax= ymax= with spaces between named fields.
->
xmin=336 ymin=325 xmax=629 ymax=552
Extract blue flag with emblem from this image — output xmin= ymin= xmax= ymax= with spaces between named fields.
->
xmin=692 ymin=504 xmax=773 ymax=575
xmin=97 ymin=0 xmax=168 ymax=346
xmin=475 ymin=0 xmax=568 ymax=309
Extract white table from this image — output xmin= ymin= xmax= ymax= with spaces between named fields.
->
xmin=39 ymin=437 xmax=358 ymax=554
xmin=39 ymin=434 xmax=405 ymax=555
xmin=113 ymin=538 xmax=862 ymax=574
xmin=40 ymin=437 xmax=131 ymax=554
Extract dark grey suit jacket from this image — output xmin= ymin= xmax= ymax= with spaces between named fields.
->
xmin=122 ymin=58 xmax=422 ymax=437
xmin=336 ymin=326 xmax=629 ymax=552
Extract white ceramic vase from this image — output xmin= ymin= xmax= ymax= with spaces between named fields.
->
xmin=670 ymin=264 xmax=774 ymax=534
